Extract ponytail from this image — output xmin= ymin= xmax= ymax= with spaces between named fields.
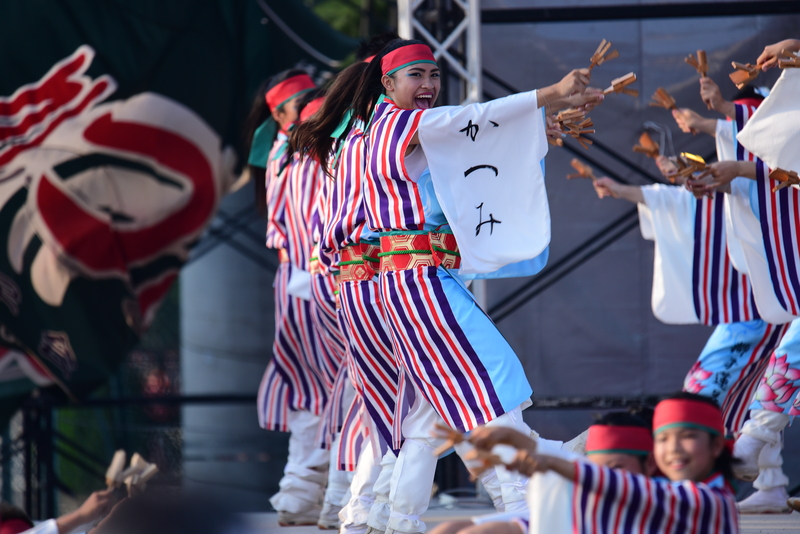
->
xmin=291 ymin=62 xmax=369 ymax=169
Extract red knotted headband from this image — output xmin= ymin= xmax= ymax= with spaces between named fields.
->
xmin=381 ymin=44 xmax=436 ymax=76
xmin=266 ymin=73 xmax=315 ymax=111
xmin=653 ymin=398 xmax=725 ymax=436
xmin=585 ymin=425 xmax=653 ymax=456
xmin=300 ymin=96 xmax=325 ymax=122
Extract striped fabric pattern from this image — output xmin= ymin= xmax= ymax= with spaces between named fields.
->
xmin=572 ymin=463 xmax=739 ymax=534
xmin=721 ymin=322 xmax=789 ymax=432
xmin=310 ymin=271 xmax=347 ymax=397
xmin=265 ymin=134 xmax=290 ymax=249
xmin=284 ymin=154 xmax=324 ymax=268
xmin=323 ymin=125 xmax=369 ymax=254
xmin=734 ymin=103 xmax=800 ymax=317
xmin=379 ymin=267 xmax=504 ymax=432
xmin=257 ymin=361 xmax=291 ymax=431
xmin=336 ymin=393 xmax=368 ymax=471
xmin=312 ymin=174 xmax=337 ymax=274
xmin=257 ymin=263 xmax=328 ymax=429
xmin=692 ymin=194 xmax=759 ymax=324
xmin=338 ymin=278 xmax=400 ymax=450
xmin=755 ymin=160 xmax=800 ymax=316
xmin=364 ymin=100 xmax=426 ymax=232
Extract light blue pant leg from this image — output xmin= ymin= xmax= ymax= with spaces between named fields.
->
xmin=683 ymin=319 xmax=783 ymax=434
xmin=748 ymin=319 xmax=800 ymax=417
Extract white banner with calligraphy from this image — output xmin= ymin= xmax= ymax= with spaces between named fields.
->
xmin=737 ymin=68 xmax=800 ymax=175
xmin=418 ymin=90 xmax=550 ymax=275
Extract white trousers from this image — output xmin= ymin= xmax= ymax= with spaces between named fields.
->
xmin=325 ymin=432 xmax=355 ymax=509
xmin=340 ymin=438 xmax=383 ymax=532
xmin=367 ymin=449 xmax=397 ymax=531
xmin=741 ymin=409 xmax=791 ymax=490
xmin=270 ymin=410 xmax=330 ymax=513
xmin=386 ymin=392 xmax=531 ymax=534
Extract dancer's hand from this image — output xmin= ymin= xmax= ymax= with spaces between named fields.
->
xmin=703 ymin=160 xmax=755 ymax=189
xmin=555 ymin=68 xmax=591 ymax=99
xmin=592 ymin=177 xmax=644 ymax=203
xmin=546 ymin=114 xmax=564 ymax=141
xmin=593 ymin=177 xmax=621 ymax=199
xmin=468 ymin=426 xmax=536 ymax=453
xmin=538 ymin=69 xmax=603 ymax=112
xmin=563 ymin=87 xmax=605 ymax=112
xmin=506 ymin=449 xmax=547 ymax=477
xmin=671 ymin=108 xmax=716 ymax=136
xmin=757 ymin=39 xmax=800 ymax=71
xmin=684 ymin=172 xmax=716 ymax=198
xmin=655 ymin=155 xmax=679 ymax=181
xmin=506 ymin=451 xmax=576 ymax=480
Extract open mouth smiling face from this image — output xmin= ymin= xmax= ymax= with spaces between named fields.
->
xmin=390 ymin=63 xmax=440 ymax=111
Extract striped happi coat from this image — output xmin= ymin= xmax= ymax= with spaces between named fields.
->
xmin=284 ymin=153 xmax=343 ymax=389
xmin=568 ymin=464 xmax=739 ymax=534
xmin=639 ymin=178 xmax=784 ymax=433
xmin=639 ymin=184 xmax=758 ymax=325
xmin=265 ymin=132 xmax=289 ymax=249
xmin=728 ymin=103 xmax=800 ymax=323
xmin=257 ymin=137 xmax=328 ymax=430
xmin=749 ymin=151 xmax=800 ymax=318
xmin=309 ymin=163 xmax=359 ymax=455
xmin=324 ymin=124 xmax=401 ymax=451
xmin=693 ymin=194 xmax=759 ymax=324
xmin=363 ymin=98 xmax=532 ymax=434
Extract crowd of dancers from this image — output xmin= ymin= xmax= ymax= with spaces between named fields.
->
xmin=245 ymin=34 xmax=800 ymax=534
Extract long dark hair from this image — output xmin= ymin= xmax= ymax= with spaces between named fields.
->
xmin=283 ymin=87 xmax=326 ymax=169
xmin=355 ymin=32 xmax=400 ymax=61
xmin=244 ymin=68 xmax=311 ymax=214
xmin=352 ymin=39 xmax=430 ymax=131
xmin=291 ymin=61 xmax=369 ymax=168
xmin=662 ymin=392 xmax=740 ymax=482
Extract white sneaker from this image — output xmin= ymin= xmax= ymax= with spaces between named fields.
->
xmin=737 ymin=488 xmax=792 ymax=514
xmin=732 ymin=434 xmax=766 ymax=482
xmin=278 ymin=507 xmax=324 ymax=526
xmin=364 ymin=527 xmax=385 ymax=534
xmin=788 ymin=497 xmax=800 ymax=513
xmin=318 ymin=502 xmax=342 ymax=530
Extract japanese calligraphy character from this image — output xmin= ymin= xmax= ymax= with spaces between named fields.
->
xmin=460 ymin=119 xmax=479 ymax=141
xmin=475 ymin=202 xmax=502 ymax=236
xmin=464 ymin=164 xmax=498 ymax=178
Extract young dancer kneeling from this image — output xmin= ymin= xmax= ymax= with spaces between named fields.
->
xmin=469 ymin=393 xmax=739 ymax=534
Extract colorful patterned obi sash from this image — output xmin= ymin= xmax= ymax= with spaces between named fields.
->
xmin=278 ymin=248 xmax=289 ymax=264
xmin=378 ymin=230 xmax=461 ymax=272
xmin=339 ymin=241 xmax=381 ymax=282
xmin=310 ymin=244 xmax=322 ymax=275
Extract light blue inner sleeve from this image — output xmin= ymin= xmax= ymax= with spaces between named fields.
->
xmin=749 ymin=181 xmax=760 ymax=222
xmin=734 ymin=117 xmax=761 ymax=222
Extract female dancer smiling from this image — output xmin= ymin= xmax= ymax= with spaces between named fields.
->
xmin=351 ymin=39 xmax=603 ymax=534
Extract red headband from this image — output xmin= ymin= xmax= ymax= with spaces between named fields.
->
xmin=585 ymin=425 xmax=653 ymax=456
xmin=300 ymin=96 xmax=325 ymax=122
xmin=364 ymin=54 xmax=376 ymax=63
xmin=381 ymin=44 xmax=436 ymax=76
xmin=266 ymin=73 xmax=315 ymax=111
xmin=653 ymin=398 xmax=724 ymax=436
